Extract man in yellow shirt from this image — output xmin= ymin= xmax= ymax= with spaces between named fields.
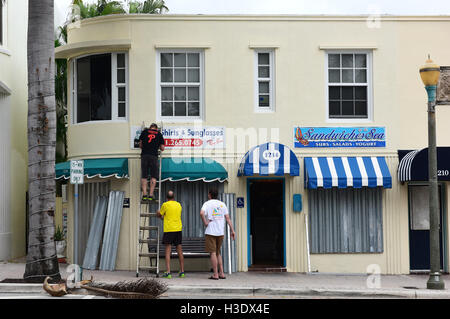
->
xmin=157 ymin=190 xmax=184 ymax=278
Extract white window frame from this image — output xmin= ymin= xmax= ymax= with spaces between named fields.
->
xmin=325 ymin=50 xmax=373 ymax=123
xmin=71 ymin=52 xmax=129 ymax=125
xmin=0 ymin=0 xmax=8 ymax=51
xmin=254 ymin=49 xmax=275 ymax=113
xmin=156 ymin=49 xmax=204 ymax=122
xmin=112 ymin=52 xmax=128 ymax=119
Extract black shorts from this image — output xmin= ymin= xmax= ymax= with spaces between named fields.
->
xmin=141 ymin=154 xmax=158 ymax=179
xmin=162 ymin=231 xmax=182 ymax=246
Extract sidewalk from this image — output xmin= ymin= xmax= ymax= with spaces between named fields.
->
xmin=2 ymin=261 xmax=450 ymax=298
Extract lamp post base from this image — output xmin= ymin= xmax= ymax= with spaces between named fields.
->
xmin=427 ymin=272 xmax=445 ymax=290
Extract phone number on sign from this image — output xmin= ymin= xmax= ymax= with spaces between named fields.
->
xmin=165 ymin=138 xmax=203 ymax=147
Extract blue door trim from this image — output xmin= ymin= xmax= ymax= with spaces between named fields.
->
xmin=247 ymin=177 xmax=286 ymax=268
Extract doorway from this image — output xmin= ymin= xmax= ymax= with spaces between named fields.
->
xmin=409 ymin=184 xmax=445 ymax=272
xmin=248 ymin=179 xmax=284 ymax=268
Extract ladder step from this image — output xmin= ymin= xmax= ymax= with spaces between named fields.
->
xmin=141 ymin=200 xmax=160 ymax=205
xmin=140 ymin=213 xmax=158 ymax=217
xmin=139 ymin=238 xmax=158 ymax=244
xmin=139 ymin=253 xmax=158 ymax=257
xmin=138 ymin=266 xmax=158 ymax=271
xmin=140 ymin=226 xmax=159 ymax=231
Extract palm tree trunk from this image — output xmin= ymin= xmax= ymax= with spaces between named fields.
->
xmin=24 ymin=0 xmax=61 ymax=283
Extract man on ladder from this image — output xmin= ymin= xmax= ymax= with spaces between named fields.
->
xmin=139 ymin=123 xmax=165 ymax=201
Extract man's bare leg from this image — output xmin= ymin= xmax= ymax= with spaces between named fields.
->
xmin=176 ymin=244 xmax=184 ymax=273
xmin=165 ymin=244 xmax=172 ymax=273
xmin=149 ymin=177 xmax=157 ymax=198
xmin=141 ymin=178 xmax=148 ymax=197
xmin=217 ymin=253 xmax=225 ymax=278
xmin=210 ymin=252 xmax=219 ymax=279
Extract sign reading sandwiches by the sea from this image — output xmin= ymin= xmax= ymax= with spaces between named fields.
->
xmin=293 ymin=127 xmax=386 ymax=148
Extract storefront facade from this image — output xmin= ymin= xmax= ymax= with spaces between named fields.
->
xmin=56 ymin=14 xmax=450 ymax=274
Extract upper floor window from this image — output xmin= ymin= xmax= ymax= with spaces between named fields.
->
xmin=71 ymin=52 xmax=128 ymax=123
xmin=326 ymin=51 xmax=372 ymax=120
xmin=157 ymin=50 xmax=203 ymax=120
xmin=255 ymin=50 xmax=275 ymax=112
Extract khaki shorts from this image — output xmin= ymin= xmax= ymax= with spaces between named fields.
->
xmin=205 ymin=235 xmax=224 ymax=255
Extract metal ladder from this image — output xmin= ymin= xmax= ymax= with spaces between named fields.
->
xmin=136 ymin=149 xmax=162 ymax=278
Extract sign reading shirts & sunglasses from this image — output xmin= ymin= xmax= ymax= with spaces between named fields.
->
xmin=132 ymin=126 xmax=225 ymax=149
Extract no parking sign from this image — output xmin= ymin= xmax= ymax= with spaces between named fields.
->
xmin=70 ymin=160 xmax=84 ymax=184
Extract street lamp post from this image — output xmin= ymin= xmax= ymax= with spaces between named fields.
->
xmin=419 ymin=56 xmax=445 ymax=290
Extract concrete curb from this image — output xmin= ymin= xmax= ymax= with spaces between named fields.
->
xmin=167 ymin=285 xmax=255 ymax=296
xmin=254 ymin=287 xmax=416 ymax=298
xmin=2 ymin=282 xmax=450 ymax=299
xmin=0 ymin=283 xmax=43 ymax=294
xmin=166 ymin=285 xmax=450 ymax=299
xmin=166 ymin=285 xmax=410 ymax=298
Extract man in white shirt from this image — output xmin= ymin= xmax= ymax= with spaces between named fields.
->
xmin=200 ymin=188 xmax=236 ymax=280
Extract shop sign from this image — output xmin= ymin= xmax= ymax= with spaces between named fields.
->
xmin=293 ymin=127 xmax=386 ymax=148
xmin=437 ymin=66 xmax=450 ymax=105
xmin=161 ymin=126 xmax=225 ymax=149
xmin=70 ymin=160 xmax=84 ymax=184
xmin=131 ymin=126 xmax=225 ymax=149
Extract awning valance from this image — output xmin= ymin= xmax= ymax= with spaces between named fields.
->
xmin=398 ymin=147 xmax=450 ymax=182
xmin=162 ymin=158 xmax=228 ymax=182
xmin=304 ymin=156 xmax=392 ymax=189
xmin=55 ymin=158 xmax=129 ymax=180
xmin=237 ymin=142 xmax=300 ymax=177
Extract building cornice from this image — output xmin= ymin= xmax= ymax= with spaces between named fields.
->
xmin=67 ymin=13 xmax=450 ymax=29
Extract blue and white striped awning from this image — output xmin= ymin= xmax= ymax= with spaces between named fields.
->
xmin=238 ymin=142 xmax=300 ymax=176
xmin=304 ymin=156 xmax=392 ymax=189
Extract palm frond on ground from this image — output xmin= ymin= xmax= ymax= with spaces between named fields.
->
xmin=82 ymin=278 xmax=168 ymax=299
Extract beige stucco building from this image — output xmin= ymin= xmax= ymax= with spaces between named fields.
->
xmin=0 ymin=0 xmax=29 ymax=261
xmin=55 ymin=14 xmax=450 ymax=275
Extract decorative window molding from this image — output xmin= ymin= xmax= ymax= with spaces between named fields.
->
xmin=254 ymin=49 xmax=275 ymax=113
xmin=71 ymin=52 xmax=128 ymax=124
xmin=319 ymin=44 xmax=378 ymax=50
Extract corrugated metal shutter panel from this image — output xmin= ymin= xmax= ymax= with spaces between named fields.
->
xmin=219 ymin=193 xmax=237 ymax=273
xmin=77 ymin=181 xmax=110 ymax=263
xmin=309 ymin=187 xmax=383 ymax=253
xmin=160 ymin=181 xmax=224 ymax=238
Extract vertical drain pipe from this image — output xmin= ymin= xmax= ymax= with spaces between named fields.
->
xmin=305 ymin=212 xmax=311 ymax=273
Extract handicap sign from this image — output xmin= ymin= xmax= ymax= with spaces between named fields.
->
xmin=237 ymin=197 xmax=244 ymax=208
